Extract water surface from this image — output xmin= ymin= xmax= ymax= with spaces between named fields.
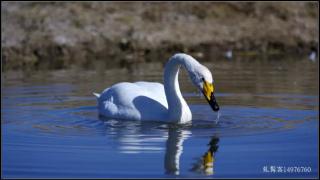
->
xmin=2 ymin=57 xmax=318 ymax=178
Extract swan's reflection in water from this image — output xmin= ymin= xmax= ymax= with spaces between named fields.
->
xmin=190 ymin=136 xmax=219 ymax=175
xmin=101 ymin=118 xmax=219 ymax=175
xmin=164 ymin=128 xmax=191 ymax=175
xmin=164 ymin=127 xmax=219 ymax=175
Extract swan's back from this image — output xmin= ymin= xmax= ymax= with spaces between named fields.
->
xmin=96 ymin=82 xmax=168 ymax=121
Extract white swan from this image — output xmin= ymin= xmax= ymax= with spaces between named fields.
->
xmin=93 ymin=53 xmax=219 ymax=123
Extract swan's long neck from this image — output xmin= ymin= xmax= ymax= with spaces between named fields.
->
xmin=164 ymin=54 xmax=198 ymax=123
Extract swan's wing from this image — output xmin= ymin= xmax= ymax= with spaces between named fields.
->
xmin=97 ymin=82 xmax=168 ymax=121
xmin=134 ymin=81 xmax=167 ymax=105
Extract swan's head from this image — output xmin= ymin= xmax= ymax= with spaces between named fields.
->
xmin=189 ymin=64 xmax=220 ymax=112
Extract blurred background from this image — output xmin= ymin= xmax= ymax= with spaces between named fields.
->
xmin=1 ymin=1 xmax=318 ymax=71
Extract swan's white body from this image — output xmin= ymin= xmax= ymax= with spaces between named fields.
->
xmin=94 ymin=53 xmax=215 ymax=123
xmin=96 ymin=81 xmax=169 ymax=121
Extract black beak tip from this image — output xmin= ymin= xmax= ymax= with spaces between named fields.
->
xmin=212 ymin=104 xmax=219 ymax=111
xmin=210 ymin=93 xmax=220 ymax=112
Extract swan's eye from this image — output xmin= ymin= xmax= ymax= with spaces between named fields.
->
xmin=201 ymin=77 xmax=205 ymax=82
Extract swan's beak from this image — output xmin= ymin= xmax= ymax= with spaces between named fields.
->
xmin=203 ymin=81 xmax=220 ymax=111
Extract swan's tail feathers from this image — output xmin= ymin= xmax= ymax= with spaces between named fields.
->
xmin=93 ymin=92 xmax=100 ymax=98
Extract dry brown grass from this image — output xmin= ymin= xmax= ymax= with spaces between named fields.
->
xmin=1 ymin=2 xmax=318 ymax=70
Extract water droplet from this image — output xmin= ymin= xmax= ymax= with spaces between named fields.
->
xmin=214 ymin=111 xmax=221 ymax=124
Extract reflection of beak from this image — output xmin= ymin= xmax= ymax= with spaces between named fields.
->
xmin=202 ymin=81 xmax=219 ymax=111
xmin=203 ymin=151 xmax=214 ymax=175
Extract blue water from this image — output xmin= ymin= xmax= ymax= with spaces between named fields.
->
xmin=2 ymin=60 xmax=319 ymax=178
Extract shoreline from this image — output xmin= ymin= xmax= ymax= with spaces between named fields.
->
xmin=2 ymin=2 xmax=318 ymax=71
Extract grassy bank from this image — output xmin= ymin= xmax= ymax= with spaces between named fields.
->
xmin=1 ymin=2 xmax=318 ymax=70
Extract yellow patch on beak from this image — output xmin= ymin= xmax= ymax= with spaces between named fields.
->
xmin=203 ymin=80 xmax=214 ymax=101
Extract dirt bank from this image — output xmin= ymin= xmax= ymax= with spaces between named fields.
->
xmin=1 ymin=2 xmax=318 ymax=70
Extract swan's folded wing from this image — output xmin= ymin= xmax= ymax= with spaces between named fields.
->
xmin=97 ymin=82 xmax=168 ymax=121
